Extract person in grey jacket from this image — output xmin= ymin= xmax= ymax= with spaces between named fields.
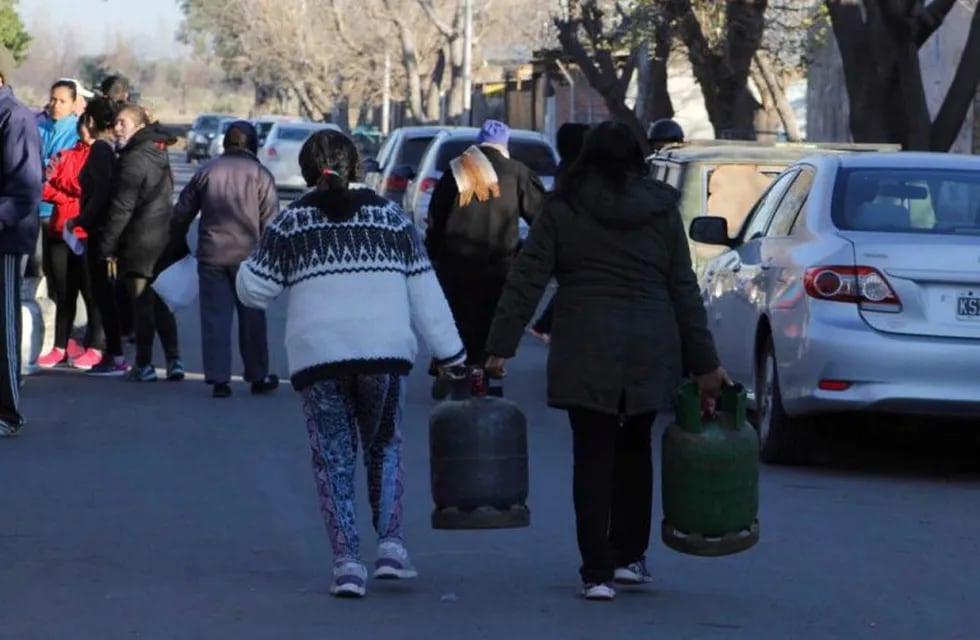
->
xmin=173 ymin=121 xmax=280 ymax=398
xmin=485 ymin=121 xmax=730 ymax=601
xmin=0 ymin=77 xmax=42 ymax=437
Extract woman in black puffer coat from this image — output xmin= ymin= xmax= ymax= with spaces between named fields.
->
xmin=99 ymin=104 xmax=184 ymax=382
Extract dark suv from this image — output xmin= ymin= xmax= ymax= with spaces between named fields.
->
xmin=186 ymin=112 xmax=236 ymax=163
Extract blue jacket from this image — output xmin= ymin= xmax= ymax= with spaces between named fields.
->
xmin=0 ymin=86 xmax=42 ymax=255
xmin=37 ymin=113 xmax=79 ymax=219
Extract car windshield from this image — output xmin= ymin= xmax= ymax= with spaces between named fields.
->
xmin=833 ymin=168 xmax=980 ymax=235
xmin=433 ymin=138 xmax=557 ymax=175
xmin=256 ymin=122 xmax=276 ymax=136
xmin=276 ymin=126 xmax=315 ymax=142
xmin=194 ymin=116 xmax=221 ymax=131
xmin=220 ymin=120 xmax=236 ymax=133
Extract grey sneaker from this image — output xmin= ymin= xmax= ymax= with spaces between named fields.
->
xmin=614 ymin=560 xmax=653 ymax=585
xmin=330 ymin=561 xmax=367 ymax=598
xmin=373 ymin=540 xmax=418 ymax=580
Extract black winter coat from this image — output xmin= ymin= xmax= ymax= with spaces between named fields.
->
xmin=486 ymin=174 xmax=720 ymax=417
xmin=98 ymin=127 xmax=175 ymax=277
xmin=425 ymin=146 xmax=544 ymax=274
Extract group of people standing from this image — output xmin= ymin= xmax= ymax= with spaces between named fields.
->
xmin=0 ymin=73 xmax=199 ymax=437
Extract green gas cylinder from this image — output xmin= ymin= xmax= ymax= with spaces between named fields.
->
xmin=661 ymin=382 xmax=760 ymax=557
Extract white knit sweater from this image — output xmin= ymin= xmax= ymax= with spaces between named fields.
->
xmin=236 ymin=188 xmax=465 ymax=389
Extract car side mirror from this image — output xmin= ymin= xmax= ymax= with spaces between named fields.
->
xmin=689 ymin=216 xmax=733 ymax=247
xmin=391 ymin=164 xmax=416 ymax=180
xmin=362 ymin=159 xmax=381 ymax=173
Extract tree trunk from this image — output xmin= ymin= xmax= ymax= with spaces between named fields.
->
xmin=931 ymin=7 xmax=980 ymax=151
xmin=671 ymin=0 xmax=767 ymax=139
xmin=641 ymin=20 xmax=674 ymax=124
xmin=426 ymin=49 xmax=446 ymax=123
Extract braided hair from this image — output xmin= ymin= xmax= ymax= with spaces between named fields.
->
xmin=299 ymin=129 xmax=361 ymax=221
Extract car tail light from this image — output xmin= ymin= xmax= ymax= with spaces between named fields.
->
xmin=803 ymin=266 xmax=900 ymax=309
xmin=818 ymin=379 xmax=852 ymax=391
xmin=267 ymin=146 xmax=277 ymax=158
xmin=386 ymin=174 xmax=410 ymax=192
xmin=420 ymin=177 xmax=438 ymax=193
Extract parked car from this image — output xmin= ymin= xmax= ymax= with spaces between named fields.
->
xmin=186 ymin=112 xmax=237 ymax=163
xmin=253 ymin=115 xmax=309 ymax=148
xmin=259 ymin=122 xmax=343 ymax=189
xmin=647 ymin=141 xmax=901 ymax=276
xmin=363 ymin=126 xmax=451 ymax=200
xmin=207 ymin=117 xmax=243 ymax=159
xmin=690 ymin=151 xmax=980 ymax=464
xmin=403 ymin=127 xmax=560 ymax=240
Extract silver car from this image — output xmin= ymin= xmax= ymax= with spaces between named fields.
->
xmin=259 ymin=122 xmax=343 ymax=190
xmin=690 ymin=152 xmax=980 ymax=464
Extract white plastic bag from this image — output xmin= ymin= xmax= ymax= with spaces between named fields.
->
xmin=151 ymin=255 xmax=199 ymax=312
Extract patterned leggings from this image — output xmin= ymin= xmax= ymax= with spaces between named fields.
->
xmin=301 ymin=374 xmax=406 ymax=564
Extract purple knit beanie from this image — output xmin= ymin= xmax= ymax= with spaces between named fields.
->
xmin=477 ymin=119 xmax=510 ymax=146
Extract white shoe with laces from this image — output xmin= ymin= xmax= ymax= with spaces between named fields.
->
xmin=582 ymin=582 xmax=616 ymax=601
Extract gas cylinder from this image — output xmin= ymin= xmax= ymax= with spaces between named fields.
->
xmin=661 ymin=381 xmax=760 ymax=556
xmin=429 ymin=369 xmax=530 ymax=530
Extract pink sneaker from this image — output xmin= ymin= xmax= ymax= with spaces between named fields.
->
xmin=72 ymin=348 xmax=103 ymax=370
xmin=66 ymin=339 xmax=85 ymax=360
xmin=38 ymin=347 xmax=67 ymax=368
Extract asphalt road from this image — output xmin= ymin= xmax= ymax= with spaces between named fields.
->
xmin=1 ymin=154 xmax=979 ymax=639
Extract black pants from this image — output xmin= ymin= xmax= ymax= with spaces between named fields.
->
xmin=86 ymin=250 xmax=124 ymax=358
xmin=439 ymin=264 xmax=507 ymax=366
xmin=568 ymin=407 xmax=657 ymax=584
xmin=0 ymin=254 xmax=23 ymax=426
xmin=126 ymin=276 xmax=179 ymax=367
xmin=48 ymin=239 xmax=105 ymax=350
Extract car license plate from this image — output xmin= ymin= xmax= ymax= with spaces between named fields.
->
xmin=957 ymin=293 xmax=980 ymax=319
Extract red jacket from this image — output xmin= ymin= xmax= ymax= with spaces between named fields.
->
xmin=42 ymin=141 xmax=92 ymax=239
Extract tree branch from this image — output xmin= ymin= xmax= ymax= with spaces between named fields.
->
xmin=417 ymin=0 xmax=457 ymax=40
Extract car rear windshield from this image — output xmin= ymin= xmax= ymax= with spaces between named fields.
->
xmin=276 ymin=127 xmax=315 ymax=142
xmin=397 ymin=136 xmax=437 ymax=169
xmin=194 ymin=116 xmax=221 ymax=131
xmin=833 ymin=168 xmax=980 ymax=235
xmin=434 ymin=138 xmax=557 ymax=175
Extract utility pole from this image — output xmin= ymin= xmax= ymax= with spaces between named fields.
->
xmin=382 ymin=49 xmax=391 ymax=136
xmin=462 ymin=0 xmax=473 ymax=126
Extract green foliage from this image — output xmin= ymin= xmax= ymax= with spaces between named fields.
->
xmin=77 ymin=56 xmax=113 ymax=91
xmin=0 ymin=0 xmax=31 ymax=65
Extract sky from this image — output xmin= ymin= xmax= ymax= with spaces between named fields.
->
xmin=19 ymin=0 xmax=186 ymax=59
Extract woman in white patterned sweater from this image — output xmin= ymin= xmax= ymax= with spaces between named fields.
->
xmin=236 ymin=130 xmax=466 ymax=599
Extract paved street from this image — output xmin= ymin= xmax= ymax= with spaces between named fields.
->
xmin=2 ymin=155 xmax=980 ymax=639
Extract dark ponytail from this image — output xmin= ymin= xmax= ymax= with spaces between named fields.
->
xmin=299 ymin=129 xmax=361 ymax=221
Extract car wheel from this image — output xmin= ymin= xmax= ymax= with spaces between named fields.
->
xmin=756 ymin=337 xmax=810 ymax=465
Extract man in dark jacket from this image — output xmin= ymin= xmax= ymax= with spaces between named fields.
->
xmin=0 ymin=76 xmax=43 ymax=437
xmin=173 ymin=121 xmax=280 ymax=398
xmin=425 ymin=119 xmax=544 ymax=392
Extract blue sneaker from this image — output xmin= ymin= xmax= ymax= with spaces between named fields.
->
xmin=614 ymin=559 xmax=653 ymax=585
xmin=166 ymin=359 xmax=185 ymax=382
xmin=126 ymin=364 xmax=158 ymax=382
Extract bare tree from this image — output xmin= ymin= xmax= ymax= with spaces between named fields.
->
xmin=827 ymin=0 xmax=980 ymax=151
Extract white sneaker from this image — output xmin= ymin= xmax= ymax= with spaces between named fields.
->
xmin=329 ymin=561 xmax=367 ymax=598
xmin=582 ymin=582 xmax=616 ymax=601
xmin=374 ymin=540 xmax=418 ymax=580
